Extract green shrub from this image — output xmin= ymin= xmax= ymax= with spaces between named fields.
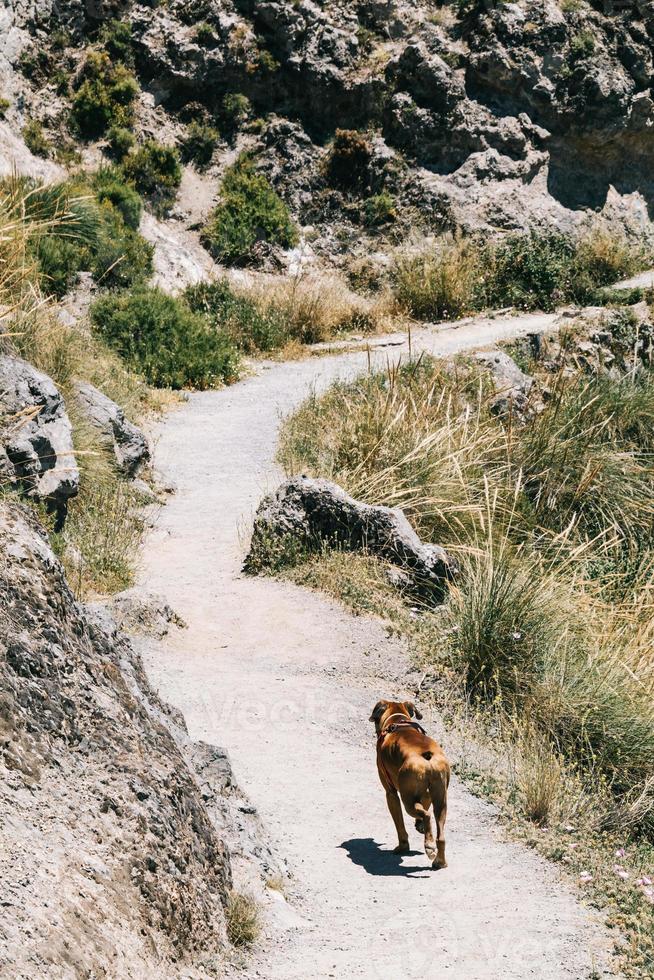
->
xmin=202 ymin=156 xmax=298 ymax=266
xmin=569 ymin=30 xmax=595 ymax=60
xmin=0 ymin=97 xmax=9 ymax=118
xmin=326 ymin=129 xmax=372 ymax=191
xmin=184 ymin=279 xmax=287 ymax=352
xmin=106 ymin=124 xmax=135 ymax=160
xmin=193 ymin=21 xmax=218 ymax=45
xmin=121 ymin=140 xmax=182 ymax=214
xmin=71 ymin=51 xmax=139 ymax=139
xmin=363 ymin=191 xmax=396 ymax=227
xmin=220 ymin=93 xmax=252 ymax=132
xmin=92 ymin=168 xmax=142 ymax=230
xmin=180 ymin=121 xmax=219 ymax=167
xmin=53 ymin=68 xmax=71 ymax=97
xmin=20 ymin=174 xmax=152 ymax=297
xmin=99 ymin=20 xmax=134 ymax=64
xmin=23 ymin=119 xmax=50 ymax=158
xmin=90 ymin=287 xmax=239 ymax=389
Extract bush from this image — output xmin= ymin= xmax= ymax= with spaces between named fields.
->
xmin=392 ymin=235 xmax=482 ymax=320
xmin=0 ymin=97 xmax=10 ymax=119
xmin=71 ymin=52 xmax=139 ymax=139
xmin=90 ymin=287 xmax=239 ymax=389
xmin=20 ymin=174 xmax=152 ymax=296
xmin=193 ymin=21 xmax=218 ymax=46
xmin=220 ymin=93 xmax=252 ymax=132
xmin=225 ymin=892 xmax=261 ymax=947
xmin=23 ymin=119 xmax=50 ymax=158
xmin=180 ymin=121 xmax=219 ymax=167
xmin=363 ymin=191 xmax=396 ymax=227
xmin=184 ymin=280 xmax=286 ymax=352
xmin=202 ymin=156 xmax=298 ymax=266
xmin=99 ymin=20 xmax=134 ymax=64
xmin=106 ymin=124 xmax=135 ymax=160
xmin=121 ymin=140 xmax=182 ymax=214
xmin=326 ymin=129 xmax=372 ymax=191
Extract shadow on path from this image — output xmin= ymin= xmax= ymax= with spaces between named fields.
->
xmin=340 ymin=838 xmax=431 ymax=878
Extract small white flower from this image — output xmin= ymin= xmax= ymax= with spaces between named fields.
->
xmin=613 ymin=866 xmax=629 ymax=880
xmin=579 ymin=871 xmax=593 ymax=883
xmin=615 ymin=848 xmax=626 ymax=859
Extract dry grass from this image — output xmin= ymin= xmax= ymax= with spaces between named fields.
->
xmin=225 ymin=891 xmax=261 ymax=947
xmin=239 ymin=271 xmax=393 ymax=345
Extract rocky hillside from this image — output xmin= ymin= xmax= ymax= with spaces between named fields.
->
xmin=2 ymin=0 xmax=654 ymax=278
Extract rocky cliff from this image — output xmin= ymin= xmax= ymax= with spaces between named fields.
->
xmin=0 ymin=501 xmax=232 ymax=977
xmin=3 ymin=0 xmax=654 ymax=264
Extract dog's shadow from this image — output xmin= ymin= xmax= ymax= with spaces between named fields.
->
xmin=339 ymin=838 xmax=431 ymax=878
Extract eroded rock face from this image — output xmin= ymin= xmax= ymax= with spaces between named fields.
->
xmin=0 ymin=354 xmax=79 ymax=524
xmin=0 ymin=501 xmax=231 ymax=978
xmin=246 ymin=476 xmax=456 ymax=597
xmin=75 ymin=380 xmax=151 ymax=477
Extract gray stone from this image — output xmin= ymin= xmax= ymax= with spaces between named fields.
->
xmin=246 ymin=476 xmax=456 ymax=598
xmin=75 ymin=381 xmax=151 ymax=478
xmin=475 ymin=350 xmax=534 ymax=414
xmin=0 ymin=354 xmax=79 ymax=524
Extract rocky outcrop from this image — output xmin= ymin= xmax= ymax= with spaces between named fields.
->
xmin=0 ymin=501 xmax=232 ymax=978
xmin=75 ymin=380 xmax=151 ymax=477
xmin=0 ymin=354 xmax=79 ymax=525
xmin=246 ymin=476 xmax=456 ymax=597
xmin=475 ymin=350 xmax=534 ymax=415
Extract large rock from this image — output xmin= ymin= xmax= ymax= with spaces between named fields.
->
xmin=75 ymin=381 xmax=151 ymax=477
xmin=475 ymin=349 xmax=535 ymax=415
xmin=0 ymin=354 xmax=79 ymax=525
xmin=246 ymin=476 xmax=456 ymax=597
xmin=0 ymin=501 xmax=232 ymax=977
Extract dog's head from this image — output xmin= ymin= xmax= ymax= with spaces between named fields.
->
xmin=369 ymin=699 xmax=423 ymax=734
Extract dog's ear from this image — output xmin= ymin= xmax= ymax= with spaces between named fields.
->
xmin=369 ymin=700 xmax=389 ymax=723
xmin=404 ymin=701 xmax=423 ymax=720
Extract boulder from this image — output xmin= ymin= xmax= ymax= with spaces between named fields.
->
xmin=0 ymin=354 xmax=79 ymax=525
xmin=75 ymin=381 xmax=151 ymax=477
xmin=475 ymin=350 xmax=534 ymax=414
xmin=246 ymin=476 xmax=457 ymax=598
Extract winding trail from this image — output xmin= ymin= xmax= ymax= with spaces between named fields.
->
xmin=139 ymin=312 xmax=613 ymax=980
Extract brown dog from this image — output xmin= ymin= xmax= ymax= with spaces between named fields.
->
xmin=370 ymin=699 xmax=450 ymax=869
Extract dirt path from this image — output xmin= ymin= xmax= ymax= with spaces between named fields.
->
xmin=139 ymin=312 xmax=614 ymax=980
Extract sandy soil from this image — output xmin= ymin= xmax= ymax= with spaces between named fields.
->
xmin=138 ymin=313 xmax=615 ymax=980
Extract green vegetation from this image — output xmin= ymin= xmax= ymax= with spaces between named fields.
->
xmin=90 ymin=286 xmax=239 ymax=389
xmin=0 ymin=97 xmax=10 ymax=119
xmin=71 ymin=51 xmax=139 ymax=139
xmin=180 ymin=121 xmax=219 ymax=167
xmin=106 ymin=124 xmax=135 ymax=160
xmin=121 ymin=140 xmax=182 ymax=214
xmin=363 ymin=191 xmax=396 ymax=227
xmin=392 ymin=229 xmax=649 ymax=320
xmin=221 ymin=93 xmax=252 ymax=131
xmin=202 ymin=156 xmax=298 ymax=265
xmin=570 ymin=29 xmax=596 ymax=60
xmin=184 ymin=280 xmax=287 ymax=352
xmin=22 ymin=119 xmax=50 ymax=158
xmin=20 ymin=170 xmax=152 ymax=297
xmin=99 ymin=19 xmax=134 ymax=64
xmin=193 ymin=21 xmax=218 ymax=45
xmin=0 ymin=175 xmax=159 ymax=597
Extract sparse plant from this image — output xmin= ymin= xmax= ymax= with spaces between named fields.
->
xmin=0 ymin=97 xmax=9 ymax=118
xmin=193 ymin=21 xmax=218 ymax=45
xmin=225 ymin=892 xmax=261 ymax=947
xmin=99 ymin=19 xmax=134 ymax=64
xmin=362 ymin=191 xmax=396 ymax=227
xmin=202 ymin=155 xmax=297 ymax=265
xmin=221 ymin=92 xmax=252 ymax=132
xmin=22 ymin=119 xmax=50 ymax=158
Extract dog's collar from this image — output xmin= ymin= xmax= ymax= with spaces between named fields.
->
xmin=378 ymin=713 xmax=426 ymax=741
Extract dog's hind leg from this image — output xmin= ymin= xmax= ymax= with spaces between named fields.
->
xmin=432 ymin=771 xmax=448 ymax=870
xmin=414 ymin=801 xmax=437 ymax=865
xmin=385 ymin=789 xmax=410 ymax=853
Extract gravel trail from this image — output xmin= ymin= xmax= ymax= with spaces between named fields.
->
xmin=139 ymin=312 xmax=614 ymax=980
